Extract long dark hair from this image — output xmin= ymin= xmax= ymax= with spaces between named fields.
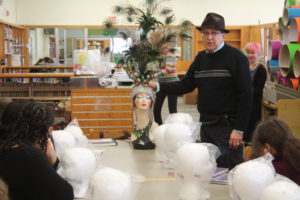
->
xmin=0 ymin=101 xmax=54 ymax=154
xmin=251 ymin=117 xmax=300 ymax=172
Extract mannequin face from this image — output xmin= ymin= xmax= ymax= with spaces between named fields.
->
xmin=134 ymin=93 xmax=152 ymax=110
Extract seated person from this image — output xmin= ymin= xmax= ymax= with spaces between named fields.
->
xmin=30 ymin=58 xmax=45 ymax=73
xmin=31 ymin=57 xmax=55 ymax=73
xmin=0 ymin=101 xmax=74 ymax=200
xmin=251 ymin=117 xmax=300 ymax=185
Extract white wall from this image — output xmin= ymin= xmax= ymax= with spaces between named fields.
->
xmin=15 ymin=0 xmax=284 ymax=26
xmin=0 ymin=0 xmax=17 ymax=24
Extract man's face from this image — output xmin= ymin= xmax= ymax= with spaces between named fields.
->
xmin=201 ymin=28 xmax=224 ymax=52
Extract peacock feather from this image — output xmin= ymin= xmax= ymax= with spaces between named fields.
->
xmin=105 ymin=0 xmax=193 ymax=83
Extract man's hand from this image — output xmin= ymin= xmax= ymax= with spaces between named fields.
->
xmin=133 ymin=80 xmax=141 ymax=87
xmin=228 ymin=130 xmax=243 ymax=150
xmin=148 ymin=81 xmax=157 ymax=91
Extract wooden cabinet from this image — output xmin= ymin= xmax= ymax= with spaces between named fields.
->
xmin=88 ymin=39 xmax=110 ymax=53
xmin=0 ymin=21 xmax=26 ymax=67
xmin=193 ymin=26 xmax=250 ymax=56
xmin=71 ymin=88 xmax=134 ymax=139
xmin=262 ymin=99 xmax=300 ymax=139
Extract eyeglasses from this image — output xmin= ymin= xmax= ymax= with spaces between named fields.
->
xmin=201 ymin=31 xmax=222 ymax=37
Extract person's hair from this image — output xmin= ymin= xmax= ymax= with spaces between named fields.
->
xmin=35 ymin=58 xmax=45 ymax=65
xmin=0 ymin=101 xmax=54 ymax=154
xmin=43 ymin=57 xmax=50 ymax=63
xmin=0 ymin=100 xmax=26 ymax=141
xmin=43 ymin=57 xmax=54 ymax=64
xmin=246 ymin=42 xmax=261 ymax=55
xmin=0 ymin=98 xmax=12 ymax=124
xmin=251 ymin=117 xmax=300 ymax=172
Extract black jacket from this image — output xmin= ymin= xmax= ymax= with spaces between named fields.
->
xmin=160 ymin=43 xmax=252 ymax=132
xmin=0 ymin=144 xmax=74 ymax=200
xmin=244 ymin=63 xmax=267 ymax=142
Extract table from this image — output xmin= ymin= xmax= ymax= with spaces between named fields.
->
xmin=83 ymin=140 xmax=230 ymax=200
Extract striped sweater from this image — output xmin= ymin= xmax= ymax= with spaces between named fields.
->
xmin=157 ymin=49 xmax=179 ymax=82
xmin=159 ymin=43 xmax=252 ymax=132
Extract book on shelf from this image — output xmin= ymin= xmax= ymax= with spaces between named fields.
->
xmin=88 ymin=138 xmax=118 ymax=146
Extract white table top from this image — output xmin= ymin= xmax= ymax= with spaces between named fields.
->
xmin=83 ymin=140 xmax=231 ymax=200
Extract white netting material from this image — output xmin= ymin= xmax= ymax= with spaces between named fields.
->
xmin=261 ymin=178 xmax=300 ymax=200
xmin=152 ymin=124 xmax=167 ymax=162
xmin=58 ymin=147 xmax=97 ymax=198
xmin=164 ymin=123 xmax=194 ymax=168
xmin=165 ymin=112 xmax=200 ymax=141
xmin=52 ymin=130 xmax=76 ymax=160
xmin=228 ymin=154 xmax=276 ymax=200
xmin=175 ymin=143 xmax=218 ymax=200
xmin=90 ymin=167 xmax=136 ymax=200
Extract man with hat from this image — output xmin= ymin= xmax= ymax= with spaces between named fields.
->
xmin=149 ymin=12 xmax=252 ymax=169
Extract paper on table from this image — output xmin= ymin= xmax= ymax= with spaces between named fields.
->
xmin=88 ymin=138 xmax=118 ymax=146
xmin=210 ymin=167 xmax=229 ymax=185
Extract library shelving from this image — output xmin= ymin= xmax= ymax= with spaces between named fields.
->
xmin=0 ymin=20 xmax=26 ymax=67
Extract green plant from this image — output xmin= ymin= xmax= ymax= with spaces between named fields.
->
xmin=105 ymin=0 xmax=193 ymax=83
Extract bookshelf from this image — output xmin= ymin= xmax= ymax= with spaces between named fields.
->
xmin=88 ymin=39 xmax=110 ymax=53
xmin=0 ymin=21 xmax=26 ymax=67
xmin=0 ymin=72 xmax=73 ymax=123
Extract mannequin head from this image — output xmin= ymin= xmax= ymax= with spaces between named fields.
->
xmin=58 ymin=147 xmax=96 ymax=198
xmin=230 ymin=159 xmax=275 ymax=200
xmin=131 ymin=85 xmax=155 ymax=109
xmin=261 ymin=179 xmax=300 ymax=200
xmin=90 ymin=167 xmax=134 ymax=200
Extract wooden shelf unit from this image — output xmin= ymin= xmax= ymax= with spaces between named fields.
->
xmin=0 ymin=21 xmax=26 ymax=67
xmin=88 ymin=39 xmax=110 ymax=53
xmin=193 ymin=26 xmax=250 ymax=56
xmin=0 ymin=65 xmax=74 ymax=83
xmin=71 ymin=88 xmax=134 ymax=139
xmin=1 ymin=65 xmax=73 ymax=73
xmin=0 ymin=80 xmax=71 ymax=122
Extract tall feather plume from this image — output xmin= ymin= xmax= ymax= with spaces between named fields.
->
xmin=106 ymin=0 xmax=193 ymax=83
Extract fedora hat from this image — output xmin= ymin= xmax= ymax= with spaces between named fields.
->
xmin=196 ymin=13 xmax=230 ymax=33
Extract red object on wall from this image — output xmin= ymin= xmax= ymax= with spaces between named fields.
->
xmin=109 ymin=16 xmax=116 ymax=23
xmin=6 ymin=10 xmax=9 ymax=16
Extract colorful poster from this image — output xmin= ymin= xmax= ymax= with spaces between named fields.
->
xmin=73 ymin=50 xmax=101 ymax=75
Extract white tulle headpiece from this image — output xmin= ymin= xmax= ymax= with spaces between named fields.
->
xmin=228 ymin=153 xmax=276 ymax=200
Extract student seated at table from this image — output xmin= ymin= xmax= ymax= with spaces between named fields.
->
xmin=250 ymin=117 xmax=300 ymax=185
xmin=0 ymin=101 xmax=74 ymax=200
